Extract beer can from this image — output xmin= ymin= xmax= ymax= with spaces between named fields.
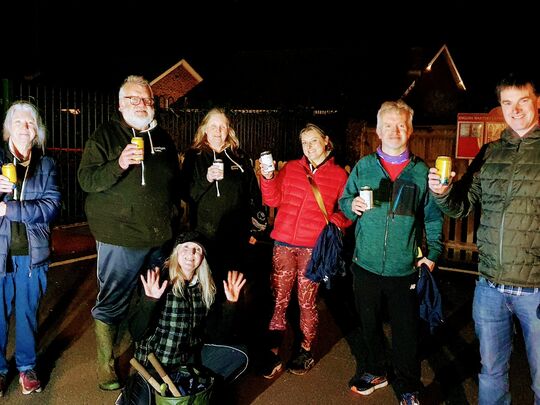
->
xmin=260 ymin=151 xmax=275 ymax=172
xmin=213 ymin=159 xmax=224 ymax=180
xmin=435 ymin=156 xmax=452 ymax=185
xmin=2 ymin=163 xmax=17 ymax=184
xmin=131 ymin=136 xmax=144 ymax=161
xmin=359 ymin=186 xmax=373 ymax=210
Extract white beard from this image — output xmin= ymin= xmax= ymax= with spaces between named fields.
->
xmin=123 ymin=109 xmax=155 ymax=130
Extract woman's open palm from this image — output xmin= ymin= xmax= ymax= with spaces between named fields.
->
xmin=141 ymin=267 xmax=168 ymax=299
xmin=223 ymin=270 xmax=246 ymax=302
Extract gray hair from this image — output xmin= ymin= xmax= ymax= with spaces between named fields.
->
xmin=376 ymin=100 xmax=414 ymax=133
xmin=3 ymin=101 xmax=47 ymax=151
xmin=118 ymin=75 xmax=153 ymax=99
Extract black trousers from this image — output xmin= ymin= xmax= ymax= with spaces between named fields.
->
xmin=352 ymin=264 xmax=421 ymax=396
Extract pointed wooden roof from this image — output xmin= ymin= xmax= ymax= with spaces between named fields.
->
xmin=150 ymin=59 xmax=203 ymax=108
xmin=402 ymin=44 xmax=466 ymax=98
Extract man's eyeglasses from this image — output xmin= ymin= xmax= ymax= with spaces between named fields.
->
xmin=124 ymin=96 xmax=154 ymax=106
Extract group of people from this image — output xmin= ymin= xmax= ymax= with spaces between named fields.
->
xmin=0 ymin=71 xmax=537 ymax=405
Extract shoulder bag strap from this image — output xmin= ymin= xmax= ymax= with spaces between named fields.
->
xmin=305 ymin=172 xmax=329 ymax=225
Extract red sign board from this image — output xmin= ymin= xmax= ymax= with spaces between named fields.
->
xmin=456 ymin=108 xmax=505 ymax=159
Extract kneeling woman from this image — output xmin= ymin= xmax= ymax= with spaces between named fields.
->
xmin=120 ymin=231 xmax=248 ymax=404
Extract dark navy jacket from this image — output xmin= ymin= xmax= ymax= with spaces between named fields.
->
xmin=417 ymin=264 xmax=444 ymax=333
xmin=0 ymin=148 xmax=61 ymax=276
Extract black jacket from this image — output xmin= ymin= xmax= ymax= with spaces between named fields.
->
xmin=181 ymin=147 xmax=264 ymax=246
xmin=78 ymin=113 xmax=181 ymax=248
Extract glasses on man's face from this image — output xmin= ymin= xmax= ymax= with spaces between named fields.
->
xmin=124 ymin=96 xmax=154 ymax=106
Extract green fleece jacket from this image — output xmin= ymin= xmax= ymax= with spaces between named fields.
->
xmin=339 ymin=153 xmax=443 ymax=277
xmin=78 ymin=113 xmax=181 ymax=248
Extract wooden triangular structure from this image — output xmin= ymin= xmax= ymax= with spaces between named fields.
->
xmin=402 ymin=44 xmax=466 ymax=98
xmin=150 ymin=59 xmax=203 ymax=108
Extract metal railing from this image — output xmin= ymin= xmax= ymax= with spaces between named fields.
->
xmin=2 ymin=80 xmax=338 ymax=224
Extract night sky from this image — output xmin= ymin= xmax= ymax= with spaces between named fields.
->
xmin=4 ymin=0 xmax=539 ymax=116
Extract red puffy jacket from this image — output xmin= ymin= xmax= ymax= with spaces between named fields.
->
xmin=260 ymin=156 xmax=352 ymax=248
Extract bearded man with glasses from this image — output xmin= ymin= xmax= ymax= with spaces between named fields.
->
xmin=78 ymin=75 xmax=181 ymax=391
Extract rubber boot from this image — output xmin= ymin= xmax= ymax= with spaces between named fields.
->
xmin=95 ymin=319 xmax=121 ymax=391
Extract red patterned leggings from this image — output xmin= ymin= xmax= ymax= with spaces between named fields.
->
xmin=268 ymin=244 xmax=319 ymax=350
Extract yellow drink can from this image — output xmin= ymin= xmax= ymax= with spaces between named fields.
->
xmin=2 ymin=163 xmax=17 ymax=184
xmin=435 ymin=156 xmax=452 ymax=185
xmin=131 ymin=136 xmax=144 ymax=161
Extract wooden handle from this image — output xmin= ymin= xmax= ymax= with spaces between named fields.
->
xmin=147 ymin=353 xmax=167 ymax=378
xmin=130 ymin=358 xmax=163 ymax=393
xmin=147 ymin=353 xmax=182 ymax=397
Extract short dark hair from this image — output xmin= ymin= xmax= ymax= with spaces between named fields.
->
xmin=496 ymin=72 xmax=538 ymax=102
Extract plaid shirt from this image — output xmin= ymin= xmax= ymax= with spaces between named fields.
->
xmin=135 ymin=282 xmax=208 ymax=368
xmin=486 ymin=278 xmax=540 ymax=296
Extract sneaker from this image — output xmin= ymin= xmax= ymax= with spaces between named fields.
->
xmin=287 ymin=348 xmax=315 ymax=375
xmin=261 ymin=351 xmax=283 ymax=379
xmin=350 ymin=372 xmax=388 ymax=396
xmin=400 ymin=392 xmax=420 ymax=405
xmin=19 ymin=369 xmax=42 ymax=395
xmin=0 ymin=373 xmax=6 ymax=397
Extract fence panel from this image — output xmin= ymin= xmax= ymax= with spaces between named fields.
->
xmin=346 ymin=121 xmax=479 ymax=267
xmin=3 ymin=81 xmax=335 ymax=224
xmin=4 ymin=81 xmax=116 ymax=224
xmin=3 ymin=80 xmax=480 ymax=268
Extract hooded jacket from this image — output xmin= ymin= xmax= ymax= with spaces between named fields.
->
xmin=181 ymin=146 xmax=264 ymax=245
xmin=0 ymin=147 xmax=61 ymax=276
xmin=432 ymin=126 xmax=540 ymax=287
xmin=78 ymin=112 xmax=180 ymax=248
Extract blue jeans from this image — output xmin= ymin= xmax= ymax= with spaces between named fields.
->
xmin=0 ymin=256 xmax=47 ymax=374
xmin=473 ymin=277 xmax=540 ymax=405
xmin=117 ymin=344 xmax=248 ymax=405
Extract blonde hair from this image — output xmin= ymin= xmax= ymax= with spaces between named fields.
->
xmin=299 ymin=123 xmax=334 ymax=151
xmin=376 ymin=100 xmax=414 ymax=133
xmin=192 ymin=108 xmax=240 ymax=151
xmin=167 ymin=244 xmax=216 ymax=309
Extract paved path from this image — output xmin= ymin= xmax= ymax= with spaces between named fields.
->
xmin=1 ymin=224 xmax=535 ymax=404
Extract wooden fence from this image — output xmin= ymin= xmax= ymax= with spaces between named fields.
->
xmin=349 ymin=123 xmax=479 ymax=269
xmin=259 ymin=120 xmax=480 ymax=270
xmin=1 ymin=78 xmax=480 ymax=269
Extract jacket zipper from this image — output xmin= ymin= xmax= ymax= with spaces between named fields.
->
xmin=379 ymin=157 xmax=411 ymax=275
xmin=499 ymin=143 xmax=518 ymax=273
xmin=378 ymin=160 xmax=392 ymax=275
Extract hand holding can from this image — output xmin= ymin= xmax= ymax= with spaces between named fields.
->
xmin=259 ymin=151 xmax=275 ymax=173
xmin=213 ymin=159 xmax=224 ymax=180
xmin=359 ymin=186 xmax=373 ymax=210
xmin=131 ymin=137 xmax=144 ymax=162
xmin=2 ymin=163 xmax=18 ymax=199
xmin=435 ymin=156 xmax=452 ymax=185
xmin=2 ymin=163 xmax=17 ymax=184
xmin=131 ymin=137 xmax=145 ymax=186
